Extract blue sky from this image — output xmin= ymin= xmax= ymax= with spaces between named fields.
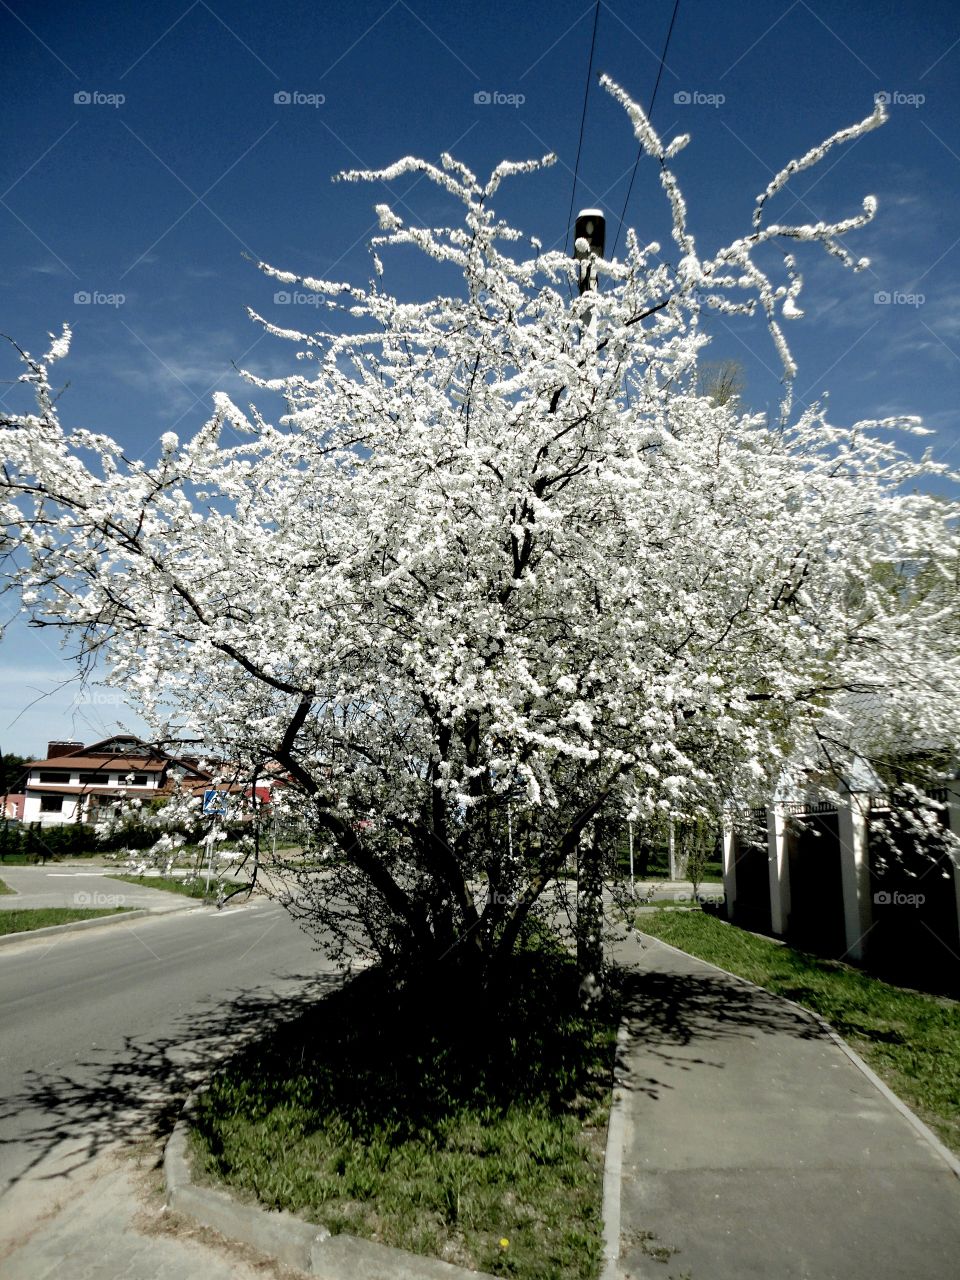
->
xmin=1 ymin=0 xmax=958 ymax=757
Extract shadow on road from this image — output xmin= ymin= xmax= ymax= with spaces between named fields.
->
xmin=2 ymin=953 xmax=828 ymax=1192
xmin=0 ymin=971 xmax=343 ymax=1188
xmin=616 ymin=961 xmax=825 ymax=1101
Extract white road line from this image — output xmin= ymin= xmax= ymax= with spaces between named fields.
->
xmin=205 ymin=905 xmax=263 ymax=918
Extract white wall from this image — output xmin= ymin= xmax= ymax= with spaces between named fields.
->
xmin=21 ymin=792 xmax=82 ymax=826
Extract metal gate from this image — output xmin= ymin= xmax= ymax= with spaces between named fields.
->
xmin=868 ymin=788 xmax=960 ymax=993
xmin=732 ymin=808 xmax=772 ymax=933
xmin=784 ymin=802 xmax=845 ymax=957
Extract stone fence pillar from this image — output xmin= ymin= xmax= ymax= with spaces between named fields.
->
xmin=722 ymin=819 xmax=736 ymax=920
xmin=767 ymin=804 xmax=790 ymax=936
xmin=837 ymin=792 xmax=872 ymax=961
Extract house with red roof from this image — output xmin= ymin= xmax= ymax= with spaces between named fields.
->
xmin=21 ymin=735 xmax=213 ymax=827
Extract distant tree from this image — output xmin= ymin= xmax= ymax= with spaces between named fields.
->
xmin=0 ymin=818 xmax=19 ymax=860
xmin=677 ymin=818 xmax=716 ymax=903
xmin=696 ymin=359 xmax=745 ymax=407
xmin=24 ymin=822 xmax=42 ymax=865
xmin=0 ymin=751 xmax=28 ymax=798
xmin=2 ymin=82 xmax=958 ymax=992
xmin=0 ymin=750 xmax=27 ymax=842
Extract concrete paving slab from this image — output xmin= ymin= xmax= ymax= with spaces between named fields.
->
xmin=0 ymin=1152 xmax=304 ymax=1280
xmin=614 ymin=933 xmax=960 ymax=1280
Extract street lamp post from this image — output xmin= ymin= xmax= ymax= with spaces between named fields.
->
xmin=573 ymin=208 xmax=607 ymax=1005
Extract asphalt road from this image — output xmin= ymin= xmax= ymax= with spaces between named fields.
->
xmin=0 ymin=891 xmax=340 ymax=1243
xmin=0 ymin=863 xmax=233 ymax=911
xmin=0 ymin=864 xmax=717 ymax=1249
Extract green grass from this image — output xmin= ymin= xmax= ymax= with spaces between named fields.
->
xmin=109 ymin=872 xmax=210 ymax=899
xmin=0 ymin=876 xmax=14 ymax=895
xmin=0 ymin=906 xmax=131 ymax=935
xmin=615 ymin=855 xmax=724 ymax=882
xmin=0 ymin=850 xmax=118 ymax=864
xmin=636 ymin=900 xmax=715 ymax=911
xmin=106 ymin=873 xmax=239 ymax=899
xmin=638 ymin=910 xmax=960 ymax=1154
xmin=191 ymin=948 xmax=622 ymax=1280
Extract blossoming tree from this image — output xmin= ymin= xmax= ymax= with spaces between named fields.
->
xmin=3 ymin=80 xmax=958 ymax=985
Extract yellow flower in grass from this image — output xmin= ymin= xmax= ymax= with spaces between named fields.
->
xmin=499 ymin=1238 xmax=509 ymax=1249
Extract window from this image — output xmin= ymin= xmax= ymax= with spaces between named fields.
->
xmin=78 ymin=771 xmax=108 ymax=784
xmin=122 ymin=773 xmax=149 ymax=786
xmin=40 ymin=796 xmax=63 ymax=813
xmin=101 ymin=739 xmax=144 ymax=756
xmin=38 ymin=770 xmax=68 ymax=783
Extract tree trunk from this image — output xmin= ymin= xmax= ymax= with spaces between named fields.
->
xmin=576 ymin=818 xmax=605 ymax=1007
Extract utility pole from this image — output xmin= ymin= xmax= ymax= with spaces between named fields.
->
xmin=573 ymin=208 xmax=607 ymax=1006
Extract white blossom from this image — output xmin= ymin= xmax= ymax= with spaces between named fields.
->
xmin=2 ymin=86 xmax=956 ymax=973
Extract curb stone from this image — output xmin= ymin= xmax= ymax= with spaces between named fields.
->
xmin=165 ymin=979 xmax=630 ymax=1279
xmin=640 ymin=930 xmax=960 ymax=1182
xmin=0 ymin=907 xmax=154 ymax=948
xmin=164 ymin=1095 xmax=495 ymax=1279
xmin=600 ymin=1018 xmax=630 ymax=1280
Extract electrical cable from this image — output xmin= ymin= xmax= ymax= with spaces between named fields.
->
xmin=610 ymin=0 xmax=682 ymax=259
xmin=564 ymin=0 xmax=603 ymax=258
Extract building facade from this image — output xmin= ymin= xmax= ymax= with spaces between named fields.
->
xmin=21 ymin=736 xmax=211 ymax=827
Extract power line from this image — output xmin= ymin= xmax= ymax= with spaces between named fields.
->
xmin=610 ymin=0 xmax=682 ymax=259
xmin=564 ymin=0 xmax=603 ymax=259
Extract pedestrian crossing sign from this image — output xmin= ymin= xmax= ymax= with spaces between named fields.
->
xmin=203 ymin=789 xmax=229 ymax=816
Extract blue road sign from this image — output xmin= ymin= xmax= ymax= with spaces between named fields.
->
xmin=202 ymin=789 xmax=229 ymax=816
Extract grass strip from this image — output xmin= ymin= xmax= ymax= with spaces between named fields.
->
xmin=107 ymin=873 xmax=248 ymax=899
xmin=191 ymin=946 xmax=621 ymax=1280
xmin=638 ymin=910 xmax=960 ymax=1154
xmin=636 ymin=900 xmax=720 ymax=911
xmin=0 ymin=906 xmax=131 ymax=934
xmin=0 ymin=876 xmax=14 ymax=895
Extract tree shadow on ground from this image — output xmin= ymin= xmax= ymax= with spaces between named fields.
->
xmin=614 ymin=958 xmax=825 ymax=1101
xmin=1 ymin=946 xmax=621 ymax=1197
xmin=0 ymin=971 xmax=343 ymax=1189
xmin=1 ymin=942 xmax=831 ymax=1196
xmin=194 ymin=949 xmax=624 ymax=1154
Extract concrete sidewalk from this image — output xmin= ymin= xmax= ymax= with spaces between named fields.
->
xmin=613 ymin=932 xmax=960 ymax=1280
xmin=6 ymin=921 xmax=959 ymax=1279
xmin=0 ymin=1146 xmax=304 ymax=1280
